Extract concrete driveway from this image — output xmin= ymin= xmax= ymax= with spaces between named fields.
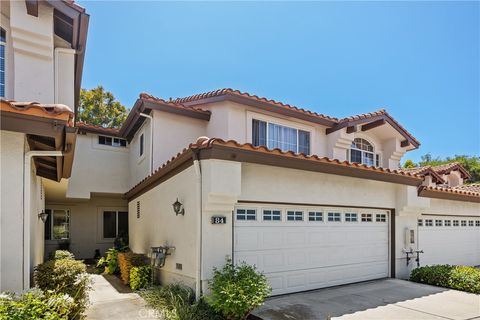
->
xmin=252 ymin=279 xmax=480 ymax=320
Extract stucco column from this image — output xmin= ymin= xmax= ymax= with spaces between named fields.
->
xmin=326 ymin=129 xmax=354 ymax=161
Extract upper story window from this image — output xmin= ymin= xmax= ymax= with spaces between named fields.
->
xmin=98 ymin=135 xmax=127 ymax=147
xmin=139 ymin=133 xmax=144 ymax=157
xmin=350 ymin=138 xmax=380 ymax=167
xmin=252 ymin=119 xmax=310 ymax=154
xmin=0 ymin=28 xmax=5 ymax=98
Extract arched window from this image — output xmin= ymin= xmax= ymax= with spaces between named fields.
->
xmin=350 ymin=138 xmax=379 ymax=166
xmin=0 ymin=27 xmax=5 ymax=98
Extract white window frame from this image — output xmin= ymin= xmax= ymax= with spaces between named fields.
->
xmin=98 ymin=135 xmax=127 ymax=148
xmin=435 ymin=220 xmax=442 ymax=227
xmin=308 ymin=211 xmax=323 ymax=222
xmin=361 ymin=213 xmax=373 ymax=222
xmin=453 ymin=220 xmax=459 ymax=227
xmin=286 ymin=210 xmax=304 ymax=221
xmin=376 ymin=214 xmax=387 ymax=223
xmin=476 ymin=221 xmax=480 ymax=227
xmin=327 ymin=212 xmax=342 ymax=222
xmin=262 ymin=209 xmax=282 ymax=222
xmin=252 ymin=118 xmax=311 ymax=154
xmin=461 ymin=220 xmax=467 ymax=227
xmin=418 ymin=219 xmax=423 ymax=227
xmin=468 ymin=220 xmax=474 ymax=227
xmin=444 ymin=220 xmax=451 ymax=227
xmin=345 ymin=212 xmax=358 ymax=222
xmin=45 ymin=209 xmax=70 ymax=241
xmin=102 ymin=210 xmax=128 ymax=240
xmin=349 ymin=138 xmax=380 ymax=167
xmin=236 ymin=208 xmax=257 ymax=221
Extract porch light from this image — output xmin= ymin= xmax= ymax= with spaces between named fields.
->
xmin=172 ymin=198 xmax=185 ymax=216
xmin=38 ymin=210 xmax=48 ymax=223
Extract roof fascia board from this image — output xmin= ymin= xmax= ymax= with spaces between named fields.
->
xmin=1 ymin=112 xmax=67 ymax=139
xmin=418 ymin=188 xmax=480 ymax=203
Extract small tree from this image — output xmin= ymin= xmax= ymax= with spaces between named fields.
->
xmin=207 ymin=260 xmax=271 ymax=320
xmin=403 ymin=159 xmax=417 ymax=168
xmin=78 ymin=86 xmax=128 ymax=128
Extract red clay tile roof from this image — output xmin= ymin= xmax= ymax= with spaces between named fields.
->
xmin=430 ymin=162 xmax=471 ymax=178
xmin=1 ymin=100 xmax=74 ymax=125
xmin=398 ymin=166 xmax=445 ymax=184
xmin=172 ymin=88 xmax=338 ymax=124
xmin=419 ymin=185 xmax=480 ymax=199
xmin=140 ymin=93 xmax=211 ymax=116
xmin=125 ymin=137 xmax=424 ymax=199
xmin=76 ymin=122 xmax=121 ymax=136
xmin=452 ymin=183 xmax=480 ymax=194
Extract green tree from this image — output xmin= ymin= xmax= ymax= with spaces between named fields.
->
xmin=403 ymin=159 xmax=417 ymax=168
xmin=416 ymin=153 xmax=480 ymax=183
xmin=78 ymin=86 xmax=128 ymax=128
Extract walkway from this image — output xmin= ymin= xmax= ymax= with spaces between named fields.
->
xmin=85 ymin=274 xmax=157 ymax=320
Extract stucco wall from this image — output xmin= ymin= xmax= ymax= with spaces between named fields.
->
xmin=68 ymin=134 xmax=130 ymax=198
xmin=45 ymin=195 xmax=127 ymax=259
xmin=129 ymin=121 xmax=153 ymax=188
xmin=128 ymin=166 xmax=199 ymax=287
xmin=0 ymin=131 xmax=25 ymax=292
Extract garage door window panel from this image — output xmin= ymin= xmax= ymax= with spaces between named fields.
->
xmin=435 ymin=220 xmax=442 ymax=227
xmin=453 ymin=220 xmax=459 ymax=227
xmin=425 ymin=219 xmax=433 ymax=226
xmin=444 ymin=220 xmax=451 ymax=227
xmin=361 ymin=214 xmax=372 ymax=222
xmin=469 ymin=220 xmax=474 ymax=227
xmin=461 ymin=220 xmax=467 ymax=227
xmin=263 ymin=209 xmax=282 ymax=221
xmin=476 ymin=221 xmax=480 ymax=227
xmin=287 ymin=211 xmax=303 ymax=221
xmin=345 ymin=213 xmax=358 ymax=222
xmin=418 ymin=219 xmax=423 ymax=227
xmin=328 ymin=212 xmax=341 ymax=222
xmin=308 ymin=212 xmax=323 ymax=222
xmin=376 ymin=214 xmax=387 ymax=222
xmin=236 ymin=209 xmax=257 ymax=221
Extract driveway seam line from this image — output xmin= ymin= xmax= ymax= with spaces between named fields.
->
xmin=393 ymin=304 xmax=456 ymax=320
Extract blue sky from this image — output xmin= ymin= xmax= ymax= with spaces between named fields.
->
xmin=78 ymin=1 xmax=479 ymax=163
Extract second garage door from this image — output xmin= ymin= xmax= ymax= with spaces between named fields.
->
xmin=234 ymin=204 xmax=390 ymax=295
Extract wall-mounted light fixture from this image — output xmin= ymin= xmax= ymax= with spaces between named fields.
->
xmin=38 ymin=210 xmax=48 ymax=223
xmin=172 ymin=198 xmax=185 ymax=216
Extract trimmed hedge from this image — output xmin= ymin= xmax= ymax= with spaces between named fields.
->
xmin=130 ymin=265 xmax=152 ymax=290
xmin=34 ymin=258 xmax=91 ymax=317
xmin=118 ymin=252 xmax=148 ymax=285
xmin=410 ymin=265 xmax=480 ymax=294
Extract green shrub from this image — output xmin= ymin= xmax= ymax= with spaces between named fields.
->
xmin=34 ymin=258 xmax=91 ymax=318
xmin=410 ymin=265 xmax=480 ymax=294
xmin=0 ymin=289 xmax=75 ymax=320
xmin=96 ymin=248 xmax=119 ymax=274
xmin=139 ymin=284 xmax=221 ymax=320
xmin=49 ymin=250 xmax=75 ymax=260
xmin=118 ymin=252 xmax=148 ymax=285
xmin=207 ymin=261 xmax=271 ymax=320
xmin=130 ymin=265 xmax=152 ymax=290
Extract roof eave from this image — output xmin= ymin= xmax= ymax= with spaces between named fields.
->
xmin=418 ymin=186 xmax=480 ymax=203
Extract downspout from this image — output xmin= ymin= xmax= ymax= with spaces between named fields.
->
xmin=139 ymin=113 xmax=154 ymax=174
xmin=193 ymin=149 xmax=202 ymax=300
xmin=23 ymin=150 xmax=63 ymax=290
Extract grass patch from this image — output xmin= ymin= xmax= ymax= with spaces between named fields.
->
xmin=410 ymin=265 xmax=480 ymax=294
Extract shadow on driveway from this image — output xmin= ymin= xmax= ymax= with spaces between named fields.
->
xmin=252 ymin=279 xmax=480 ymax=320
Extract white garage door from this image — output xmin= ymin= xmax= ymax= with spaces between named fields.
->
xmin=418 ymin=215 xmax=480 ymax=267
xmin=233 ymin=205 xmax=390 ymax=295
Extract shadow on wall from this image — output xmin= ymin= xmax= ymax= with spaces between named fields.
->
xmin=252 ymin=279 xmax=452 ymax=320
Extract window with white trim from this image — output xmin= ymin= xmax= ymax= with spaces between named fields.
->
xmin=308 ymin=211 xmax=323 ymax=222
xmin=453 ymin=220 xmax=459 ymax=227
xmin=435 ymin=220 xmax=442 ymax=227
xmin=349 ymin=138 xmax=380 ymax=167
xmin=328 ymin=212 xmax=341 ymax=222
xmin=99 ymin=135 xmax=127 ymax=147
xmin=263 ymin=209 xmax=281 ymax=221
xmin=418 ymin=219 xmax=423 ymax=226
xmin=444 ymin=220 xmax=451 ymax=227
xmin=44 ymin=209 xmax=70 ymax=240
xmin=461 ymin=220 xmax=467 ymax=227
xmin=287 ymin=211 xmax=303 ymax=221
xmin=376 ymin=214 xmax=387 ymax=222
xmin=468 ymin=220 xmax=474 ymax=227
xmin=0 ymin=28 xmax=5 ymax=98
xmin=425 ymin=219 xmax=433 ymax=226
xmin=361 ymin=213 xmax=373 ymax=222
xmin=345 ymin=213 xmax=358 ymax=222
xmin=252 ymin=119 xmax=310 ymax=154
xmin=236 ymin=209 xmax=256 ymax=221
xmin=103 ymin=210 xmax=128 ymax=239
xmin=476 ymin=221 xmax=480 ymax=227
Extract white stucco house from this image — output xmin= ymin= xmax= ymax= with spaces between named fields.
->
xmin=1 ymin=0 xmax=479 ymax=300
xmin=0 ymin=0 xmax=88 ymax=292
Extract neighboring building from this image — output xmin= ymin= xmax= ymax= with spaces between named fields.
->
xmin=65 ymin=89 xmax=479 ymax=297
xmin=0 ymin=0 xmax=88 ymax=292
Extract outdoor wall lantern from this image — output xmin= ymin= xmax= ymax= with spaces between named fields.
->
xmin=172 ymin=198 xmax=185 ymax=216
xmin=38 ymin=210 xmax=48 ymax=223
